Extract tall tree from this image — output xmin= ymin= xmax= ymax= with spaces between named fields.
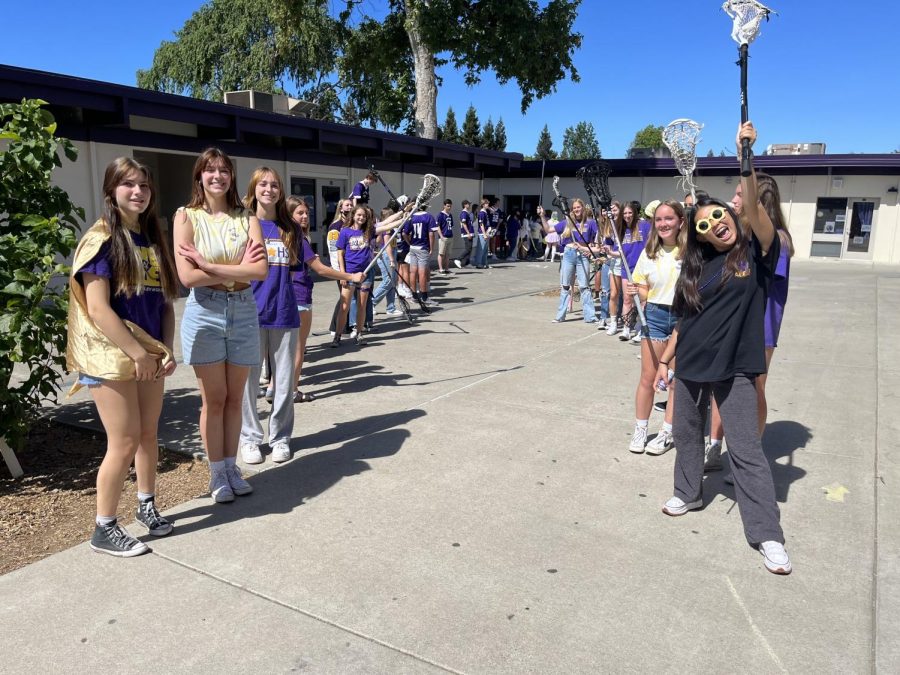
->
xmin=461 ymin=105 xmax=481 ymax=147
xmin=630 ymin=124 xmax=664 ymax=150
xmin=494 ymin=118 xmax=508 ymax=152
xmin=560 ymin=121 xmax=600 ymax=160
xmin=534 ymin=124 xmax=558 ymax=160
xmin=481 ymin=118 xmax=496 ymax=150
xmin=441 ymin=107 xmax=461 ymax=144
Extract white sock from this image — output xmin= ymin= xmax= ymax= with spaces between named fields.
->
xmin=636 ymin=419 xmax=649 ymax=429
xmin=708 ymin=438 xmax=722 ymax=447
xmin=96 ymin=515 xmax=116 ymax=527
xmin=223 ymin=456 xmax=237 ymax=467
xmin=661 ymin=421 xmax=673 ymax=434
xmin=137 ymin=491 xmax=154 ymax=503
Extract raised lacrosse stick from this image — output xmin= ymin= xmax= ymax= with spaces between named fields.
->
xmin=722 ymin=0 xmax=775 ymax=177
xmin=662 ymin=119 xmax=704 ymax=204
xmin=579 ymin=161 xmax=656 ymax=359
xmin=549 ymin=176 xmax=603 ymax=264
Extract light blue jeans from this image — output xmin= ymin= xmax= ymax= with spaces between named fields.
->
xmin=474 ymin=233 xmax=489 ymax=268
xmin=557 ymin=247 xmax=596 ymax=322
xmin=599 ymin=262 xmax=611 ymax=320
xmin=372 ymin=250 xmax=396 ymax=312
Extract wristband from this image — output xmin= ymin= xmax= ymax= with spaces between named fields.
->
xmin=660 ymin=360 xmax=669 ymax=366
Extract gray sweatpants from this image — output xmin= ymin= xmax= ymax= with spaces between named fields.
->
xmin=241 ymin=327 xmax=298 ymax=446
xmin=672 ymin=376 xmax=784 ymax=545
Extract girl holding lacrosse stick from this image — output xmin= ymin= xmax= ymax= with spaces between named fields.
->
xmin=286 ymin=197 xmax=363 ymax=404
xmin=328 ymin=198 xmax=354 ymax=337
xmin=332 ymin=206 xmax=377 ymax=347
xmin=628 ymin=200 xmax=686 ymax=455
xmin=174 ymin=148 xmax=268 ymax=503
xmin=704 ymin=172 xmax=794 ymax=472
xmin=602 ymin=201 xmax=623 ymax=333
xmin=605 ymin=201 xmax=650 ymax=340
xmin=657 ymin=122 xmax=791 ymax=575
xmin=68 ymin=157 xmax=179 ymax=556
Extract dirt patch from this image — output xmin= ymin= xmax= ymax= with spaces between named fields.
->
xmin=0 ymin=419 xmax=209 ymax=575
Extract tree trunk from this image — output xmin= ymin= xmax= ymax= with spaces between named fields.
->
xmin=405 ymin=4 xmax=438 ymax=139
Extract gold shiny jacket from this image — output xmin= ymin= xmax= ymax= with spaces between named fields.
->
xmin=65 ymin=220 xmax=174 ymax=397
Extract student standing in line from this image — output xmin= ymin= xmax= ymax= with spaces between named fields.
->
xmin=436 ymin=198 xmax=455 ymax=274
xmin=68 ymin=157 xmax=179 ymax=557
xmin=332 ymin=206 xmax=376 ymax=346
xmin=453 ymin=200 xmax=474 ymax=268
xmin=505 ymin=209 xmax=522 ymax=262
xmin=174 ymin=148 xmax=268 ymax=503
xmin=371 ymin=206 xmax=406 ymax=318
xmin=287 ymin=197 xmax=364 ymax=402
xmin=606 ymin=201 xmax=650 ymax=340
xmin=403 ymin=203 xmax=439 ymax=311
xmin=627 ymin=200 xmax=685 ymax=455
xmin=657 ymin=122 xmax=791 ymax=575
xmin=474 ymin=198 xmax=491 ymax=269
xmin=328 ymin=198 xmax=354 ymax=337
xmin=350 ymin=172 xmax=376 ymax=206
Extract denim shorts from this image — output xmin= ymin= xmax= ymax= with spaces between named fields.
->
xmin=611 ymin=257 xmax=623 ymax=276
xmin=407 ymin=246 xmax=431 ymax=269
xmin=297 ymin=303 xmax=312 ymax=312
xmin=645 ymin=302 xmax=677 ymax=341
xmin=181 ymin=286 xmax=260 ymax=366
xmin=77 ymin=373 xmax=104 ymax=387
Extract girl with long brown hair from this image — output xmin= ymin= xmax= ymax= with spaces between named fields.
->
xmin=67 ymin=157 xmax=179 ymax=556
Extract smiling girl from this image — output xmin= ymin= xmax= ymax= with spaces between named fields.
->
xmin=333 ymin=205 xmax=376 ymax=347
xmin=656 ymin=122 xmax=791 ymax=575
xmin=67 ymin=157 xmax=179 ymax=556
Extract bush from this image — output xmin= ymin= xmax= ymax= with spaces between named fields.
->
xmin=0 ymin=99 xmax=84 ymax=451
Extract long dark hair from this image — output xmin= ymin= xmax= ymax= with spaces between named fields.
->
xmin=624 ymin=200 xmax=643 ymax=242
xmin=673 ymin=197 xmax=749 ymax=317
xmin=100 ymin=157 xmax=178 ymax=301
xmin=186 ymin=147 xmax=244 ymax=211
xmin=244 ymin=166 xmax=298 ymax=265
xmin=756 ymin=172 xmax=794 ymax=257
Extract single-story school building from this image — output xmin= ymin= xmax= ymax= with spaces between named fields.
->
xmin=3 ymin=64 xmax=899 ymax=264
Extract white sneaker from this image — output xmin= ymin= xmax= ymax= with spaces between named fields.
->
xmin=618 ymin=326 xmax=631 ymax=341
xmin=424 ymin=298 xmax=439 ymax=307
xmin=605 ymin=319 xmax=619 ymax=336
xmin=225 ymin=465 xmax=253 ymax=495
xmin=759 ymin=541 xmax=792 ymax=574
xmin=661 ymin=496 xmax=703 ymax=516
xmin=630 ymin=332 xmax=642 ymax=345
xmin=271 ymin=441 xmax=291 ymax=463
xmin=704 ymin=441 xmax=724 ymax=472
xmin=396 ymin=282 xmax=413 ymax=299
xmin=240 ymin=441 xmax=263 ymax=465
xmin=628 ymin=426 xmax=648 ymax=453
xmin=645 ymin=429 xmax=675 ymax=455
xmin=386 ymin=308 xmax=404 ymax=317
xmin=453 ymin=259 xmax=462 ymax=269
xmin=209 ymin=470 xmax=235 ymax=503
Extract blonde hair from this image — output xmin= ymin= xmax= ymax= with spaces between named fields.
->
xmin=644 ymin=200 xmax=686 ymax=260
xmin=243 ymin=166 xmax=298 ymax=265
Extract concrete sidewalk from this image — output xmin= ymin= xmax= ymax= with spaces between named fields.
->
xmin=2 ymin=260 xmax=898 ymax=673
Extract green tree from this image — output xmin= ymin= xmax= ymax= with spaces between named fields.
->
xmin=534 ymin=124 xmax=558 ymax=160
xmin=494 ymin=118 xmax=508 ymax=152
xmin=706 ymin=149 xmax=715 ymax=157
xmin=440 ymin=107 xmax=461 ymax=144
xmin=630 ymin=124 xmax=664 ymax=150
xmin=461 ymin=105 xmax=481 ymax=147
xmin=481 ymin=117 xmax=496 ymax=150
xmin=560 ymin=121 xmax=600 ymax=160
xmin=0 ymin=100 xmax=83 ymax=455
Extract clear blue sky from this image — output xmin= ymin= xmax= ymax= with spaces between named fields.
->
xmin=2 ymin=1 xmax=897 ymax=157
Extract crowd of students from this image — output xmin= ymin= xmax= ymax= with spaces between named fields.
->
xmin=68 ymin=122 xmax=795 ymax=574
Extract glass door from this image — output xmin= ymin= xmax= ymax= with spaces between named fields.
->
xmin=319 ymin=181 xmax=346 ymax=256
xmin=843 ymin=199 xmax=877 ymax=260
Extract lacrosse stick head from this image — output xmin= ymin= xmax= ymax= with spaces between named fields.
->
xmin=663 ymin=119 xmax=704 ymax=202
xmin=722 ymin=0 xmax=774 ymax=45
xmin=578 ymin=161 xmax=613 ymax=210
xmin=551 ymin=176 xmax=571 ymax=215
xmin=414 ymin=174 xmax=442 ymax=210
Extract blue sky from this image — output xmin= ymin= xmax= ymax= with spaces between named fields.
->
xmin=2 ymin=1 xmax=897 ymax=157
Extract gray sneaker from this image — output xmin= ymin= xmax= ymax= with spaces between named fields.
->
xmin=90 ymin=521 xmax=149 ymax=557
xmin=704 ymin=441 xmax=723 ymax=472
xmin=225 ymin=465 xmax=254 ymax=496
xmin=135 ymin=498 xmax=173 ymax=536
xmin=209 ymin=470 xmax=235 ymax=503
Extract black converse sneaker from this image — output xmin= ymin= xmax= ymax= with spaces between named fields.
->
xmin=135 ymin=498 xmax=174 ymax=536
xmin=90 ymin=521 xmax=150 ymax=557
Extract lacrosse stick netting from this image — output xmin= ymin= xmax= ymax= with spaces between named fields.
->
xmin=722 ymin=0 xmax=774 ymax=45
xmin=663 ymin=119 xmax=703 ymax=203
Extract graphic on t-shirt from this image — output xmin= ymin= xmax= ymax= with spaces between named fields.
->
xmin=265 ymin=237 xmax=292 ymax=267
xmin=138 ymin=245 xmax=162 ymax=288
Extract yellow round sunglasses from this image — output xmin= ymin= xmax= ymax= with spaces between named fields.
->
xmin=695 ymin=207 xmax=726 ymax=235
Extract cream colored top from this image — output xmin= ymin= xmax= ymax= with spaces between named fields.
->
xmin=179 ymin=207 xmax=251 ymax=290
xmin=632 ymin=245 xmax=682 ymax=305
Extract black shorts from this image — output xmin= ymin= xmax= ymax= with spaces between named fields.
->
xmin=396 ymin=249 xmax=408 ymax=264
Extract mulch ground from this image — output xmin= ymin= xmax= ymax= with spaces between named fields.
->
xmin=0 ymin=419 xmax=209 ymax=576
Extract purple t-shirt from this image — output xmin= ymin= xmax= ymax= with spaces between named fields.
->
xmin=459 ymin=210 xmax=473 ymax=234
xmin=404 ymin=212 xmax=438 ymax=251
xmin=619 ymin=220 xmax=652 ymax=276
xmin=437 ymin=211 xmax=454 ymax=238
xmin=252 ymin=220 xmax=300 ymax=329
xmin=764 ymin=244 xmax=790 ymax=348
xmin=507 ymin=216 xmax=521 ymax=238
xmin=77 ymin=230 xmax=167 ymax=341
xmin=290 ymin=237 xmax=318 ymax=306
xmin=554 ymin=219 xmax=598 ymax=251
xmin=477 ymin=209 xmax=489 ymax=234
xmin=351 ymin=181 xmax=369 ymax=203
xmin=337 ymin=226 xmax=372 ymax=272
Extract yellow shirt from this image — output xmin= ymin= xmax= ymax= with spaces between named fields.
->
xmin=632 ymin=245 xmax=682 ymax=305
xmin=179 ymin=207 xmax=251 ymax=290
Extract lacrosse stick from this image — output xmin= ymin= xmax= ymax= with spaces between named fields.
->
xmin=579 ymin=161 xmax=655 ymax=358
xmin=722 ymin=0 xmax=775 ymax=177
xmin=549 ymin=177 xmax=603 ymax=263
xmin=662 ymin=119 xmax=704 ymax=205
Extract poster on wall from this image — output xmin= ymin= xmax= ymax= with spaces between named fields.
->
xmin=853 ymin=236 xmax=865 ymax=245
xmin=824 ymin=222 xmax=835 ymax=233
xmin=861 ymin=222 xmax=872 ymax=233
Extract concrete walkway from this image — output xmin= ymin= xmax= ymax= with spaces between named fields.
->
xmin=2 ymin=260 xmax=897 ymax=673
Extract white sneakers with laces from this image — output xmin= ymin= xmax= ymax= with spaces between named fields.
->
xmin=271 ymin=440 xmax=291 ymax=463
xmin=209 ymin=470 xmax=235 ymax=503
xmin=629 ymin=426 xmax=648 ymax=453
xmin=661 ymin=496 xmax=703 ymax=516
xmin=759 ymin=540 xmax=792 ymax=574
xmin=240 ymin=441 xmax=263 ymax=465
xmin=645 ymin=429 xmax=675 ymax=455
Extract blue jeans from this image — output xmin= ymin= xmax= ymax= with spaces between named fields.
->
xmin=474 ymin=234 xmax=488 ymax=268
xmin=349 ymin=272 xmax=375 ymax=328
xmin=599 ymin=262 xmax=611 ymax=320
xmin=557 ymin=247 xmax=596 ymax=322
xmin=372 ymin=250 xmax=396 ymax=312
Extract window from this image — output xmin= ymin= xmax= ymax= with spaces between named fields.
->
xmin=812 ymin=197 xmax=847 ymax=234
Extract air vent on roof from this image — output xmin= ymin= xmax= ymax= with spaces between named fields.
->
xmin=224 ymin=90 xmax=318 ymax=118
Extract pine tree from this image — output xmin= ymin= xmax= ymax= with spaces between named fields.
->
xmin=442 ymin=107 xmax=460 ymax=144
xmin=494 ymin=118 xmax=508 ymax=151
xmin=535 ymin=124 xmax=557 ymax=160
xmin=560 ymin=121 xmax=600 ymax=160
xmin=461 ymin=105 xmax=481 ymax=147
xmin=481 ymin=117 xmax=496 ymax=150
xmin=706 ymin=149 xmax=715 ymax=157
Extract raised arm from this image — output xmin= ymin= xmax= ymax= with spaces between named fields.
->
xmin=737 ymin=122 xmax=775 ymax=253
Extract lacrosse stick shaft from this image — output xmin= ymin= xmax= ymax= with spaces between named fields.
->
xmin=738 ymin=43 xmax=752 ymax=177
xmin=369 ymin=165 xmax=400 ymax=202
xmin=539 ymin=160 xmax=546 ymax=208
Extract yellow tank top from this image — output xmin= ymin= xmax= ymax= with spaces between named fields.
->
xmin=179 ymin=207 xmax=251 ymax=290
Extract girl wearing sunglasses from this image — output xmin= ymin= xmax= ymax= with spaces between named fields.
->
xmin=655 ymin=122 xmax=792 ymax=575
